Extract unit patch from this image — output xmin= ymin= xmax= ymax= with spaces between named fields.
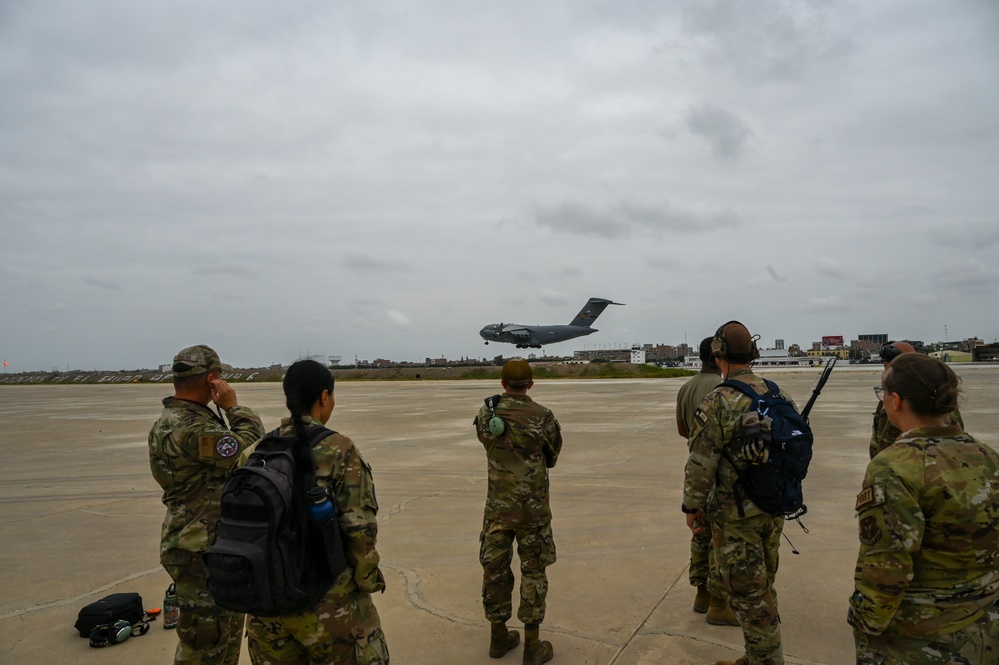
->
xmin=859 ymin=515 xmax=883 ymax=546
xmin=215 ymin=435 xmax=240 ymax=458
xmin=694 ymin=408 xmax=708 ymax=426
xmin=200 ymin=434 xmax=240 ymax=460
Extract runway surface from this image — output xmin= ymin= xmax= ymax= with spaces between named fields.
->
xmin=3 ymin=364 xmax=998 ymax=664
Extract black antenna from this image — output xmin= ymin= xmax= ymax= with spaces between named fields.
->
xmin=801 ymin=357 xmax=837 ymax=420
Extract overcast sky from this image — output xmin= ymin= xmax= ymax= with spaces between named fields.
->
xmin=2 ymin=1 xmax=997 ymax=371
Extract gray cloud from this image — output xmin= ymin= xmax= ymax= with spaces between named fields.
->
xmin=0 ymin=1 xmax=997 ymax=369
xmin=533 ymin=201 xmax=743 ymax=238
xmin=83 ymin=276 xmax=121 ymax=291
xmin=685 ymin=103 xmax=753 ymax=159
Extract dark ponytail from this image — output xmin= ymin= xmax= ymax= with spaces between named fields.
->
xmin=884 ymin=353 xmax=961 ymax=416
xmin=282 ymin=359 xmax=336 ymax=470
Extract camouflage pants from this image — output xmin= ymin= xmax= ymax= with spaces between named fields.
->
xmin=246 ymin=588 xmax=388 ymax=665
xmin=162 ymin=549 xmax=245 ymax=665
xmin=854 ymin=607 xmax=999 ymax=665
xmin=689 ymin=518 xmax=715 ymax=588
xmin=479 ymin=518 xmax=556 ymax=625
xmin=712 ymin=514 xmax=784 ymax=665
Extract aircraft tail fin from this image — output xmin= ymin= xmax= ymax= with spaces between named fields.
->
xmin=568 ymin=298 xmax=624 ymax=327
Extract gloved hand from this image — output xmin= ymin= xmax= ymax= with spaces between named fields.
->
xmin=740 ymin=413 xmax=770 ymax=463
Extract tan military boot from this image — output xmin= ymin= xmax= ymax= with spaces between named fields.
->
xmin=489 ymin=622 xmax=520 ymax=658
xmin=693 ymin=584 xmax=710 ymax=613
xmin=706 ymin=594 xmax=739 ymax=626
xmin=713 ymin=657 xmax=747 ymax=665
xmin=522 ymin=624 xmax=553 ymax=665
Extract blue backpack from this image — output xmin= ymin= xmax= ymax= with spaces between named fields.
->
xmin=721 ymin=378 xmax=813 ymax=520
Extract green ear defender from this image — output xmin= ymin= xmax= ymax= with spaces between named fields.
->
xmin=488 ymin=416 xmax=507 ymax=436
xmin=484 ymin=395 xmax=506 ymax=436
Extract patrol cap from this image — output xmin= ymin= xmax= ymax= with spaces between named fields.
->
xmin=171 ymin=345 xmax=230 ymax=377
xmin=501 ymin=359 xmax=533 ymax=387
xmin=698 ymin=337 xmax=715 ymax=364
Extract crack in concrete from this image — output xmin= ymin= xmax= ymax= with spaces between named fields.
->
xmin=378 ymin=473 xmax=483 ymax=523
xmin=0 ymin=567 xmax=162 ymax=621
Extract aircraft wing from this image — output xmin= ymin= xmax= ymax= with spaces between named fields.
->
xmin=506 ymin=327 xmax=532 ymax=339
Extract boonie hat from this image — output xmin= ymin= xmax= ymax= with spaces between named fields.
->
xmin=172 ymin=345 xmax=228 ymax=377
xmin=501 ymin=359 xmax=533 ymax=387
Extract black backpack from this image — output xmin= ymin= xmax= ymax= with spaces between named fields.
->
xmin=720 ymin=378 xmax=813 ymax=520
xmin=204 ymin=425 xmax=347 ymax=615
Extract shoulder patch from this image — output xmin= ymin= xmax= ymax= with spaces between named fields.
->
xmin=200 ymin=434 xmax=239 ymax=459
xmin=855 ymin=485 xmax=885 ymax=512
xmin=859 ymin=515 xmax=883 ymax=546
xmin=694 ymin=408 xmax=708 ymax=426
xmin=215 ymin=435 xmax=240 ymax=458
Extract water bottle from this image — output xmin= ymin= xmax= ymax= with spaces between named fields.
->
xmin=163 ymin=583 xmax=179 ymax=629
xmin=308 ymin=486 xmax=334 ymax=524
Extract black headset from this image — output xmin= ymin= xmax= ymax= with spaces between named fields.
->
xmin=711 ymin=320 xmax=760 ymax=361
xmin=879 ymin=342 xmax=903 ymax=363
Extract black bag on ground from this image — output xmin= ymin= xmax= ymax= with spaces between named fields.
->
xmin=74 ymin=593 xmax=144 ymax=637
xmin=721 ymin=378 xmax=814 ymax=520
xmin=204 ymin=425 xmax=347 ymax=615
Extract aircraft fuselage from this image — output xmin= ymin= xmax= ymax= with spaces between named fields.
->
xmin=478 ymin=297 xmax=624 ymax=349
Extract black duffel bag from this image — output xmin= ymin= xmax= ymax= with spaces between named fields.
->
xmin=74 ymin=593 xmax=144 ymax=637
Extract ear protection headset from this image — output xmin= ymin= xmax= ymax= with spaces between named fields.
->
xmin=711 ymin=320 xmax=760 ymax=361
xmin=879 ymin=342 xmax=902 ymax=364
xmin=484 ymin=395 xmax=506 ymax=436
xmin=89 ymin=619 xmax=149 ymax=647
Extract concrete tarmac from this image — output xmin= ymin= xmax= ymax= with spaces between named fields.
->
xmin=2 ymin=365 xmax=998 ymax=665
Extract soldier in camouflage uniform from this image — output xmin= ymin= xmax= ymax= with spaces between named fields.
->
xmin=675 ymin=337 xmax=737 ymax=625
xmin=149 ymin=345 xmax=265 ymax=665
xmin=850 ymin=353 xmax=999 ymax=664
xmin=683 ymin=322 xmax=786 ymax=665
xmin=243 ymin=359 xmax=388 ymax=665
xmin=474 ymin=359 xmax=562 ymax=664
xmin=869 ymin=341 xmax=963 ymax=460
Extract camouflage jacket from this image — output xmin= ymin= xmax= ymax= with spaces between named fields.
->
xmin=683 ymin=367 xmax=797 ymax=524
xmin=675 ymin=370 xmax=722 ymax=440
xmin=850 ymin=424 xmax=999 ymax=637
xmin=240 ymin=416 xmax=385 ymax=596
xmin=869 ymin=400 xmax=965 ymax=459
xmin=474 ymin=392 xmax=562 ymax=528
xmin=148 ymin=397 xmax=264 ymax=556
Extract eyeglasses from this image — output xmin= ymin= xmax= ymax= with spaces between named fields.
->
xmin=873 ymin=386 xmax=884 ymax=401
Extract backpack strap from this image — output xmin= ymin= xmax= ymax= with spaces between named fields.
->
xmin=719 ymin=379 xmax=762 ymax=409
xmin=718 ymin=379 xmax=764 ymax=520
xmin=304 ymin=424 xmax=336 ymax=448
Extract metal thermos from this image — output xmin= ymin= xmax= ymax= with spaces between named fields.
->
xmin=163 ymin=583 xmax=179 ymax=629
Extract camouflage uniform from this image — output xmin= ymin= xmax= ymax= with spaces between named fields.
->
xmin=475 ymin=393 xmax=562 ymax=625
xmin=683 ymin=367 xmax=787 ymax=665
xmin=245 ymin=416 xmax=388 ymax=665
xmin=676 ymin=370 xmax=722 ymax=588
xmin=869 ymin=400 xmax=965 ymax=459
xmin=149 ymin=396 xmax=265 ymax=665
xmin=850 ymin=424 xmax=999 ymax=664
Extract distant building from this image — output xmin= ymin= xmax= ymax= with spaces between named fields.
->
xmin=630 ymin=344 xmax=646 ymax=364
xmin=973 ymin=342 xmax=999 ymax=362
xmin=573 ymin=348 xmax=630 ymax=362
xmin=858 ymin=333 xmax=889 ymax=345
xmin=775 ymin=339 xmax=784 ymax=350
xmin=807 ymin=348 xmax=849 ymax=359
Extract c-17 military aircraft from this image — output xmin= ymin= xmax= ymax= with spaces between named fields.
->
xmin=479 ymin=297 xmax=625 ymax=349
